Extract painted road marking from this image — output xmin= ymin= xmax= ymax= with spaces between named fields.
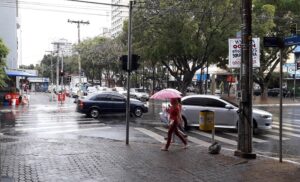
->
xmin=135 ymin=127 xmax=165 ymax=143
xmin=14 ymin=123 xmax=106 ymax=131
xmin=16 ymin=120 xmax=100 ymax=126
xmin=272 ymin=122 xmax=300 ymax=129
xmin=154 ymin=127 xmax=211 ymax=147
xmin=222 ymin=133 xmax=267 ymax=143
xmin=190 ymin=130 xmax=237 ymax=145
xmin=268 ymin=129 xmax=300 ymax=138
xmin=272 ymin=125 xmax=300 ymax=133
xmin=40 ymin=126 xmax=111 ymax=134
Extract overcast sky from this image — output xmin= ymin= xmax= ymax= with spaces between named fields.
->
xmin=19 ymin=0 xmax=114 ymax=66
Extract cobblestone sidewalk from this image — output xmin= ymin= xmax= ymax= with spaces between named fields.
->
xmin=1 ymin=136 xmax=300 ymax=182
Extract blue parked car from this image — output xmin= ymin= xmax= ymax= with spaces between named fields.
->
xmin=76 ymin=91 xmax=148 ymax=118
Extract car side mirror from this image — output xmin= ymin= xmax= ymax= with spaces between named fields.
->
xmin=225 ymin=105 xmax=234 ymax=110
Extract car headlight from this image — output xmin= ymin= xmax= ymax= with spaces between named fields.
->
xmin=260 ymin=114 xmax=271 ymax=119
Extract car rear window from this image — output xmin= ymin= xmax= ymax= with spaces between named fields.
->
xmin=182 ymin=97 xmax=226 ymax=108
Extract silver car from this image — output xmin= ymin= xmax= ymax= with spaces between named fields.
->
xmin=159 ymin=95 xmax=272 ymax=133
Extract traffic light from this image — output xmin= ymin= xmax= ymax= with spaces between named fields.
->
xmin=60 ymin=70 xmax=64 ymax=76
xmin=119 ymin=54 xmax=140 ymax=72
xmin=120 ymin=55 xmax=128 ymax=71
xmin=131 ymin=54 xmax=140 ymax=71
xmin=290 ymin=23 xmax=297 ymax=35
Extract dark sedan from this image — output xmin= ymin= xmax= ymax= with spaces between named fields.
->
xmin=76 ymin=91 xmax=148 ymax=118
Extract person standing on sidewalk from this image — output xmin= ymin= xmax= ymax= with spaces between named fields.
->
xmin=161 ymin=98 xmax=187 ymax=151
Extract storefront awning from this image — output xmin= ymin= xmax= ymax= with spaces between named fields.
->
xmin=5 ymin=69 xmax=37 ymax=77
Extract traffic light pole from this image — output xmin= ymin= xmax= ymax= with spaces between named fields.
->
xmin=126 ymin=1 xmax=134 ymax=145
xmin=234 ymin=0 xmax=256 ymax=159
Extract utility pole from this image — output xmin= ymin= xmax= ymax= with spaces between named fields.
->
xmin=234 ymin=0 xmax=256 ymax=159
xmin=67 ymin=19 xmax=89 ymax=93
xmin=45 ymin=51 xmax=54 ymax=86
xmin=52 ymin=41 xmax=66 ymax=93
xmin=46 ymin=50 xmax=55 ymax=101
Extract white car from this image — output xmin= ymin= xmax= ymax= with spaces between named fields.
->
xmin=87 ymin=86 xmax=98 ymax=94
xmin=130 ymin=88 xmax=149 ymax=101
xmin=113 ymin=87 xmax=127 ymax=95
xmin=159 ymin=95 xmax=272 ymax=133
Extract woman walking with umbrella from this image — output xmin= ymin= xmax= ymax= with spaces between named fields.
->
xmin=161 ymin=98 xmax=188 ymax=151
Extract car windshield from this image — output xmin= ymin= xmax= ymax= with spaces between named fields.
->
xmin=221 ymin=97 xmax=239 ymax=107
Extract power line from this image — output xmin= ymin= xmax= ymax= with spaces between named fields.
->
xmin=67 ymin=0 xmax=129 ymax=8
xmin=1 ymin=0 xmax=123 ymax=11
xmin=0 ymin=3 xmax=128 ymax=17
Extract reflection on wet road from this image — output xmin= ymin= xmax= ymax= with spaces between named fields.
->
xmin=1 ymin=93 xmax=300 ymax=164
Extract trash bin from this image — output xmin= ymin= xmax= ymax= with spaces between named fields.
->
xmin=199 ymin=110 xmax=214 ymax=131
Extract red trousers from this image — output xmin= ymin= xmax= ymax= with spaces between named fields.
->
xmin=165 ymin=122 xmax=187 ymax=149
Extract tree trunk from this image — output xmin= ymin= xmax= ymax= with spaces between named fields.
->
xmin=260 ymin=84 xmax=268 ymax=99
xmin=180 ymin=70 xmax=195 ymax=95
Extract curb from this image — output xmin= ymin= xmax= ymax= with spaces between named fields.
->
xmin=254 ymin=103 xmax=300 ymax=107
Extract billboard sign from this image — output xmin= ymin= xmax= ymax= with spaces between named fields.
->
xmin=228 ymin=38 xmax=260 ymax=68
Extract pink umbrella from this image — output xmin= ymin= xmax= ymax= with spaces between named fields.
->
xmin=164 ymin=88 xmax=182 ymax=95
xmin=150 ymin=89 xmax=182 ymax=100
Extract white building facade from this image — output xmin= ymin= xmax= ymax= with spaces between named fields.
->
xmin=111 ymin=0 xmax=129 ymax=38
xmin=0 ymin=0 xmax=19 ymax=69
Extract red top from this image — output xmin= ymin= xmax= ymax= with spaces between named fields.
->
xmin=168 ymin=105 xmax=179 ymax=123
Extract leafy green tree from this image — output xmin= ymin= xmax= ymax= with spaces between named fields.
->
xmin=76 ymin=36 xmax=124 ymax=87
xmin=252 ymin=0 xmax=300 ymax=97
xmin=0 ymin=38 xmax=9 ymax=87
xmin=128 ymin=0 xmax=241 ymax=94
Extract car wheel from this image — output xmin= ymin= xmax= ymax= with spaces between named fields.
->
xmin=133 ymin=107 xmax=143 ymax=117
xmin=89 ymin=108 xmax=100 ymax=118
xmin=235 ymin=120 xmax=259 ymax=135
xmin=182 ymin=116 xmax=189 ymax=131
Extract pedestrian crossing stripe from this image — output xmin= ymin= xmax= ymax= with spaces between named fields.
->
xmin=268 ymin=129 xmax=300 ymax=138
xmin=189 ymin=130 xmax=237 ymax=145
xmin=16 ymin=114 xmax=83 ymax=119
xmin=272 ymin=117 xmax=300 ymax=125
xmin=224 ymin=133 xmax=286 ymax=142
xmin=272 ymin=122 xmax=300 ymax=129
xmin=263 ymin=134 xmax=289 ymax=140
xmin=154 ymin=127 xmax=270 ymax=145
xmin=154 ymin=127 xmax=211 ymax=147
xmin=15 ymin=121 xmax=102 ymax=127
xmin=39 ymin=126 xmax=111 ymax=135
xmin=15 ymin=118 xmax=97 ymax=124
xmin=271 ymin=125 xmax=300 ymax=133
xmin=14 ymin=123 xmax=106 ymax=132
xmin=134 ymin=127 xmax=165 ymax=143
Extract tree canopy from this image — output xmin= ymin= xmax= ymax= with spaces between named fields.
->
xmin=0 ymin=38 xmax=9 ymax=87
xmin=127 ymin=0 xmax=241 ymax=94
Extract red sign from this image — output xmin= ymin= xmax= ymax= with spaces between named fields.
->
xmin=227 ymin=75 xmax=235 ymax=83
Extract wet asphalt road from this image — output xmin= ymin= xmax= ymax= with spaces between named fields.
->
xmin=0 ymin=92 xmax=300 ymax=164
